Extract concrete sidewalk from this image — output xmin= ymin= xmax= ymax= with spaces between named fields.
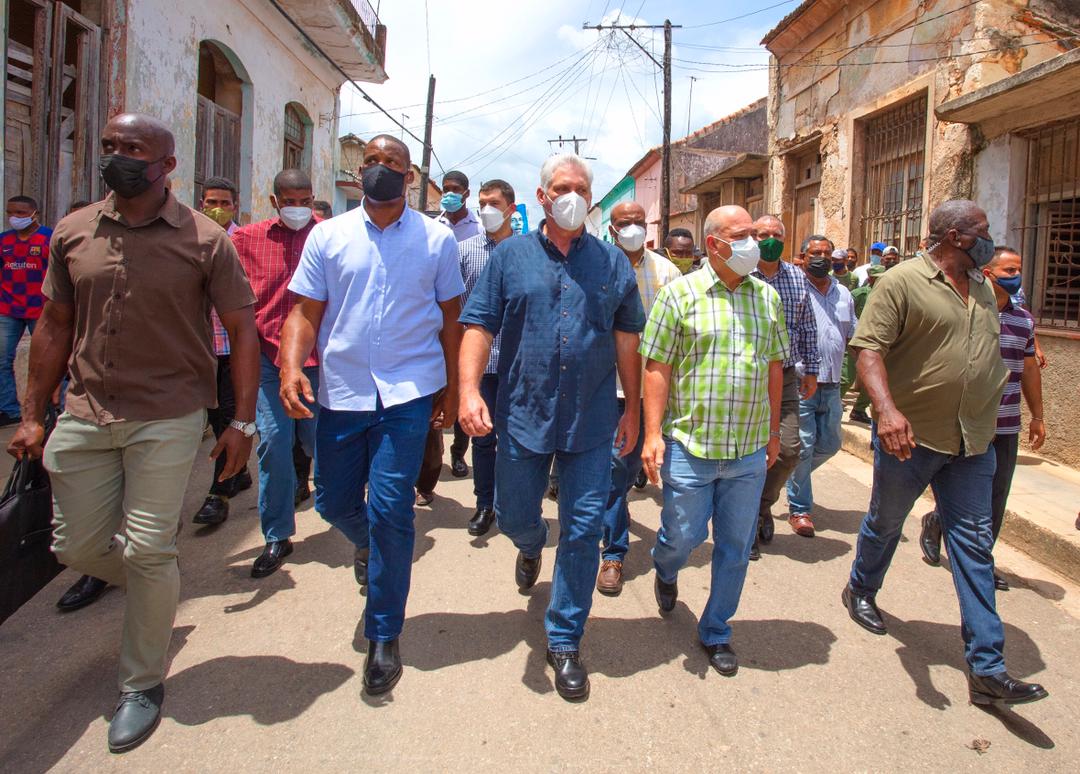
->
xmin=839 ymin=413 xmax=1080 ymax=584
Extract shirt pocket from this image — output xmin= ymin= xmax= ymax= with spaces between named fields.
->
xmin=586 ymin=285 xmax=619 ymax=331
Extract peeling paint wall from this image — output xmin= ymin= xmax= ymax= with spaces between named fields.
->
xmin=122 ymin=0 xmax=345 ymax=221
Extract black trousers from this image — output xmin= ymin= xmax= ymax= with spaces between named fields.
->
xmin=450 ymin=422 xmax=470 ymax=459
xmin=207 ymin=355 xmax=247 ymax=496
xmin=990 ymin=432 xmax=1019 ymax=545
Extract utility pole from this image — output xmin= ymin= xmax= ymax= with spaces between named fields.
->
xmin=686 ymin=76 xmax=697 ymax=136
xmin=546 ymin=134 xmax=589 ymax=155
xmin=583 ymin=19 xmax=680 ymax=239
xmin=418 ymin=74 xmax=436 ymax=212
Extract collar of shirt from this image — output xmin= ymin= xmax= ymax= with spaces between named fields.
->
xmin=914 ymin=250 xmax=987 ymax=285
xmin=99 ymin=190 xmax=182 ymax=229
xmin=536 ymin=219 xmax=586 ymax=259
xmin=438 ymin=208 xmax=479 ymax=227
xmin=226 ymin=221 xmax=238 ymax=235
xmin=696 ymin=259 xmax=753 ymax=293
xmin=807 ymin=275 xmax=838 ymax=299
xmin=359 ymin=198 xmax=408 ymax=232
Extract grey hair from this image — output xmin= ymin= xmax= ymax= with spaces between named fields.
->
xmin=540 ymin=153 xmax=593 ymax=190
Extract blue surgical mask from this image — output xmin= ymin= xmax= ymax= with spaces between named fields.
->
xmin=441 ymin=192 xmax=464 ymax=213
xmin=995 ymin=273 xmax=1023 ymax=295
xmin=869 ymin=253 xmax=882 ymax=266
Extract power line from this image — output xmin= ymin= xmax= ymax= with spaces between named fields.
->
xmin=684 ymin=0 xmax=800 ymax=29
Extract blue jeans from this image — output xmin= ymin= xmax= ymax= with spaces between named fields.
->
xmin=255 ymin=353 xmax=318 ymax=542
xmin=315 ymin=394 xmax=433 ymax=641
xmin=495 ymin=431 xmax=612 ymax=652
xmin=652 ymin=439 xmax=767 ymax=646
xmin=849 ymin=433 xmax=1005 ymax=675
xmin=785 ymin=383 xmax=843 ymax=514
xmin=0 ymin=316 xmax=34 ymax=416
xmin=471 ymin=375 xmax=499 ymax=510
xmin=601 ymin=399 xmax=644 ymax=562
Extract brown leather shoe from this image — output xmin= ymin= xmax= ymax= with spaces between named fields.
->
xmin=788 ymin=513 xmax=815 ymax=537
xmin=596 ymin=560 xmax=624 ymax=596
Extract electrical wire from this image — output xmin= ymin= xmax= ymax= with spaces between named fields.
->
xmin=684 ymin=0 xmax=801 ymax=29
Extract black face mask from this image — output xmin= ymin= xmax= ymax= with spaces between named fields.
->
xmin=807 ymin=257 xmax=831 ymax=278
xmin=362 ymin=163 xmax=406 ymax=203
xmin=99 ymin=154 xmax=163 ymax=199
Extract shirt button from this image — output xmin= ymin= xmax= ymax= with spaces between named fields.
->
xmin=109 ymin=329 xmax=117 ymax=335
xmin=562 ymin=337 xmax=567 ymax=343
xmin=108 ymin=394 xmax=115 ymax=400
xmin=561 ymin=365 xmax=567 ymax=371
xmin=562 ymin=311 xmax=568 ymax=317
xmin=563 ymin=284 xmax=569 ymax=290
xmin=107 ymin=361 xmax=114 ymax=368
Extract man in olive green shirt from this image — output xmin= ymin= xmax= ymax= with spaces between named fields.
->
xmin=841 ymin=200 xmax=1047 ymax=708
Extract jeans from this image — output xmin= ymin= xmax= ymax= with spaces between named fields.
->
xmin=653 ymin=439 xmax=767 ymax=645
xmin=255 ymin=353 xmax=318 ymax=542
xmin=786 ymin=383 xmax=843 ymax=514
xmin=315 ymin=394 xmax=433 ymax=641
xmin=495 ymin=431 xmax=611 ymax=651
xmin=849 ymin=433 xmax=1005 ymax=675
xmin=0 ymin=315 xmax=34 ymax=416
xmin=601 ymin=398 xmax=644 ymax=562
xmin=471 ymin=375 xmax=499 ymax=510
xmin=758 ymin=366 xmax=801 ymax=519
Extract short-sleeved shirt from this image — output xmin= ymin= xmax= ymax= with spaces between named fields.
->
xmin=640 ymin=263 xmax=789 ymax=460
xmin=459 ymin=234 xmax=501 ymax=375
xmin=751 ymin=260 xmax=820 ymax=374
xmin=459 ymin=221 xmax=645 ymax=454
xmin=288 ymin=202 xmax=465 ymax=411
xmin=0 ymin=226 xmax=51 ymax=320
xmin=437 ymin=209 xmax=483 ymax=243
xmin=803 ymin=277 xmax=857 ymax=383
xmin=997 ymin=300 xmax=1036 ymax=435
xmin=849 ymin=251 xmax=1007 ymax=456
xmin=43 ymin=192 xmax=256 ymax=425
xmin=619 ymin=249 xmax=684 ymax=398
xmin=850 ymin=283 xmax=873 ymax=318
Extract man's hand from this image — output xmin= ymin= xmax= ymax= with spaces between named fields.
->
xmin=1035 ymin=340 xmax=1048 ymax=369
xmin=766 ymin=435 xmax=781 ymax=468
xmin=7 ymin=419 xmax=45 ymax=460
xmin=431 ymin=389 xmax=458 ymax=430
xmin=458 ymin=389 xmax=492 ymax=437
xmin=876 ymin=405 xmax=917 ymax=460
xmin=279 ymin=369 xmax=315 ymax=419
xmin=210 ymin=426 xmax=254 ymax=482
xmin=1028 ymin=418 xmax=1046 ymax=450
xmin=799 ymin=373 xmax=818 ymax=400
xmin=641 ymin=433 xmax=666 ymax=484
xmin=614 ymin=406 xmax=640 ymax=459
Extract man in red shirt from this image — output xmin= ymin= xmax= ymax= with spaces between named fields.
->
xmin=231 ymin=169 xmax=321 ymax=577
xmin=0 ymin=195 xmax=50 ymax=425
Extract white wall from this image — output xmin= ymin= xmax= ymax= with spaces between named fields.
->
xmin=122 ymin=0 xmax=343 ymax=222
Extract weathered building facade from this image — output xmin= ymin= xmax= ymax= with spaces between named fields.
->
xmin=2 ymin=0 xmax=387 ymax=225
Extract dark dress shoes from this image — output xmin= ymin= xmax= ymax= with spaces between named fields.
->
xmin=251 ymin=539 xmax=293 ymax=578
xmin=108 ymin=683 xmax=164 ymax=753
xmin=354 ymin=547 xmax=369 ymax=587
xmin=233 ymin=466 xmax=253 ymax=493
xmin=363 ymin=640 xmax=402 ymax=695
xmin=842 ymin=584 xmax=887 ymax=635
xmin=758 ymin=513 xmax=775 ymax=543
xmin=849 ymin=409 xmax=871 ymax=425
xmin=704 ymin=643 xmax=738 ymax=676
xmin=547 ymin=650 xmax=589 ymax=701
xmin=450 ymin=454 xmax=469 ymax=478
xmin=969 ymin=671 xmax=1048 ymax=706
xmin=919 ymin=510 xmax=942 ymax=565
xmin=515 ymin=551 xmax=542 ymax=591
xmin=467 ymin=508 xmax=496 ymax=536
xmin=994 ymin=572 xmax=1010 ymax=591
xmin=749 ymin=537 xmax=761 ymax=561
xmin=193 ymin=495 xmax=229 ymax=525
xmin=294 ymin=480 xmax=312 ymax=508
xmin=56 ymin=574 xmax=109 ymax=612
xmin=633 ymin=469 xmax=648 ymax=490
xmin=654 ymin=575 xmax=678 ymax=613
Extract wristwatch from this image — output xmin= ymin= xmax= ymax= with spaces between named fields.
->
xmin=229 ymin=419 xmax=257 ymax=438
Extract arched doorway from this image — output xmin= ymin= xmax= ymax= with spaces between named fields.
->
xmin=195 ymin=40 xmax=251 ymax=213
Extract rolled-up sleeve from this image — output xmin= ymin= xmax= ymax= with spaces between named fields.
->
xmin=42 ymin=228 xmax=74 ymax=304
xmin=459 ymin=247 xmax=504 ymax=335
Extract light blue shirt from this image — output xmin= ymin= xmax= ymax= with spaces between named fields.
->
xmin=288 ymin=202 xmax=465 ymax=411
xmin=801 ymin=277 xmax=856 ymax=384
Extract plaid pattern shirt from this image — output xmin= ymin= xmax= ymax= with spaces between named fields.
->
xmin=232 ymin=217 xmax=318 ymax=367
xmin=641 ymin=263 xmax=790 ymax=460
xmin=459 ymin=234 xmax=500 ymax=374
xmin=751 ymin=260 xmax=819 ymax=374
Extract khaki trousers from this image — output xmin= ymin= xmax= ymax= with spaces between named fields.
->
xmin=44 ymin=409 xmax=205 ymax=692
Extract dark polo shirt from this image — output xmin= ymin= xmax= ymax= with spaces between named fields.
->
xmin=43 ymin=191 xmax=256 ymax=425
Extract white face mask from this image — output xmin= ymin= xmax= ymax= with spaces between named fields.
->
xmin=479 ymin=204 xmax=509 ymax=234
xmin=716 ymin=236 xmax=760 ymax=276
xmin=9 ymin=215 xmax=34 ymax=231
xmin=279 ymin=206 xmax=312 ymax=231
xmin=546 ymin=191 xmax=588 ymax=231
xmin=615 ymin=224 xmax=646 ymax=253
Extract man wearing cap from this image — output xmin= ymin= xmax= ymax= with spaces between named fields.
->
xmin=831 ymin=248 xmax=855 ymax=290
xmin=853 ymin=242 xmax=886 ymax=287
xmin=881 ymin=245 xmax=901 ymax=271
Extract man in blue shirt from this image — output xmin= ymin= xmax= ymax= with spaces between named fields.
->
xmin=459 ymin=153 xmax=645 ymax=702
xmin=279 ymin=135 xmax=465 ymax=697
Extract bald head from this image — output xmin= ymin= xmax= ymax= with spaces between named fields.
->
xmin=928 ymin=200 xmax=988 ymax=243
xmin=104 ymin=113 xmax=175 ymax=156
xmin=99 ymin=112 xmax=177 ymax=201
xmin=704 ymin=205 xmax=753 ymax=239
xmin=611 ymin=201 xmax=646 ymax=223
xmin=752 ymin=214 xmax=785 ymax=241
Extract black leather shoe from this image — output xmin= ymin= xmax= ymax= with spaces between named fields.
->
xmin=515 ymin=551 xmax=542 ymax=591
xmin=193 ymin=494 xmax=229 ymax=525
xmin=969 ymin=671 xmax=1048 ymax=706
xmin=450 ymin=453 xmax=469 ymax=478
xmin=654 ymin=575 xmax=678 ymax=613
xmin=233 ymin=467 xmax=253 ymax=493
xmin=842 ymin=584 xmax=887 ymax=635
xmin=633 ymin=469 xmax=648 ymax=490
xmin=849 ymin=409 xmax=871 ymax=425
xmin=758 ymin=513 xmax=774 ymax=544
xmin=56 ymin=575 xmax=109 ymax=612
xmin=919 ymin=511 xmax=942 ymax=565
xmin=354 ymin=547 xmax=369 ymax=587
xmin=547 ymin=650 xmax=589 ymax=701
xmin=467 ymin=508 xmax=495 ymax=536
xmin=108 ymin=683 xmax=164 ymax=753
xmin=251 ymin=539 xmax=293 ymax=578
xmin=363 ymin=640 xmax=402 ymax=695
xmin=749 ymin=537 xmax=761 ymax=561
xmin=546 ymin=481 xmax=558 ymax=501
xmin=994 ymin=572 xmax=1010 ymax=591
xmin=294 ymin=480 xmax=312 ymax=508
xmin=704 ymin=643 xmax=738 ymax=676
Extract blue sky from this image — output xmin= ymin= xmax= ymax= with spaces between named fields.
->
xmin=340 ymin=1 xmax=800 ymax=222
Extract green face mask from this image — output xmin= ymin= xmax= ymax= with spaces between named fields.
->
xmin=202 ymin=206 xmax=233 ymax=228
xmin=758 ymin=237 xmax=784 ymax=262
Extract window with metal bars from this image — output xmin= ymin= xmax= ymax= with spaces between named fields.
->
xmin=1020 ymin=118 xmax=1080 ymax=330
xmin=283 ymin=104 xmax=307 ymax=172
xmin=860 ymin=95 xmax=927 ymax=257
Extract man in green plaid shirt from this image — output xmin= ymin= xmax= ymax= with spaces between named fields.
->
xmin=640 ymin=205 xmax=788 ymax=678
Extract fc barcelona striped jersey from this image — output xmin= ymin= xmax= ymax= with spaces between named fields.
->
xmin=0 ymin=226 xmax=51 ymax=320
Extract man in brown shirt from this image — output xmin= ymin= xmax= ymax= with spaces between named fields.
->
xmin=7 ymin=113 xmax=259 ymax=753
